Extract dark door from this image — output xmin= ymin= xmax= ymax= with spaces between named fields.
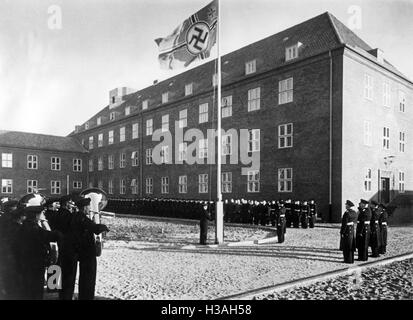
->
xmin=380 ymin=177 xmax=390 ymax=204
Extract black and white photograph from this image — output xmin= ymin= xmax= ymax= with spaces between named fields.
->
xmin=0 ymin=0 xmax=413 ymax=308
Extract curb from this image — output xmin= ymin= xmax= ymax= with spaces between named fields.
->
xmin=217 ymin=251 xmax=413 ymax=300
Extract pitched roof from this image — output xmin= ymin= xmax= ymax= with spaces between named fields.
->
xmin=0 ymin=130 xmax=87 ymax=153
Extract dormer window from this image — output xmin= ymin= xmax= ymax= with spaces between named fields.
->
xmin=85 ymin=121 xmax=89 ymax=130
xmin=212 ymin=73 xmax=218 ymax=87
xmin=110 ymin=112 xmax=115 ymax=121
xmin=285 ymin=43 xmax=301 ymax=61
xmin=125 ymin=106 xmax=130 ymax=116
xmin=162 ymin=92 xmax=169 ymax=104
xmin=245 ymin=59 xmax=256 ymax=75
xmin=142 ymin=99 xmax=148 ymax=110
xmin=97 ymin=117 xmax=102 ymax=126
xmin=185 ymin=83 xmax=193 ymax=96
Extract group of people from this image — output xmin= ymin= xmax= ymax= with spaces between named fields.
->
xmin=340 ymin=199 xmax=388 ymax=264
xmin=0 ymin=194 xmax=109 ymax=300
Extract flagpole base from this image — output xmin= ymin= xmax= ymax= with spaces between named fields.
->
xmin=215 ymin=200 xmax=224 ymax=244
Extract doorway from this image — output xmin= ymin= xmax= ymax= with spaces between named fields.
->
xmin=380 ymin=177 xmax=390 ymax=204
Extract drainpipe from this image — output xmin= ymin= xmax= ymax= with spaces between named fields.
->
xmin=328 ymin=50 xmax=333 ymax=222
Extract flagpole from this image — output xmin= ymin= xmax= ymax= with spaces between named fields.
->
xmin=215 ymin=0 xmax=224 ymax=244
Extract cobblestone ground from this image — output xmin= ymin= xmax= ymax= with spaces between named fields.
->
xmin=255 ymin=259 xmax=413 ymax=300
xmin=91 ymin=217 xmax=413 ymax=300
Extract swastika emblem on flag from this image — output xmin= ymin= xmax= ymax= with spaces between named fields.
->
xmin=186 ymin=22 xmax=210 ymax=55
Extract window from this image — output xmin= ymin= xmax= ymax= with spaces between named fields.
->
xmin=199 ymin=138 xmax=208 ymax=159
xmin=146 ymin=119 xmax=153 ymax=136
xmin=120 ymin=127 xmax=126 ymax=142
xmin=161 ymin=177 xmax=169 ymax=194
xmin=285 ymin=44 xmax=299 ymax=61
xmin=98 ymin=157 xmax=103 ymax=171
xmin=108 ymin=180 xmax=113 ymax=194
xmin=146 ymin=148 xmax=152 ymax=165
xmin=399 ymin=171 xmax=405 ymax=193
xmin=85 ymin=121 xmax=89 ymax=130
xmin=278 ymin=168 xmax=292 ymax=192
xmin=222 ymin=95 xmax=232 ymax=118
xmin=132 ymin=123 xmax=139 ymax=139
xmin=383 ymin=82 xmax=391 ymax=107
xmin=199 ymin=103 xmax=208 ymax=123
xmin=120 ymin=153 xmax=126 ymax=168
xmin=142 ymin=99 xmax=148 ymax=110
xmin=364 ymin=74 xmax=373 ymax=100
xmin=178 ymin=142 xmax=187 ymax=161
xmin=247 ymin=170 xmax=260 ymax=193
xmin=73 ymin=181 xmax=82 ymax=189
xmin=73 ymin=158 xmax=82 ymax=172
xmin=131 ymin=151 xmax=139 ymax=166
xmin=179 ymin=109 xmax=187 ymax=128
xmin=160 ymin=146 xmax=169 ymax=164
xmin=162 ymin=114 xmax=169 ymax=132
xmin=125 ymin=106 xmax=130 ymax=116
xmin=248 ymin=87 xmax=260 ymax=111
xmin=27 ymin=180 xmax=37 ymax=193
xmin=27 ymin=155 xmax=38 ymax=169
xmin=108 ymin=130 xmax=114 ymax=145
xmin=399 ymin=90 xmax=406 ymax=113
xmin=364 ymin=121 xmax=372 ymax=146
xmin=245 ymin=59 xmax=256 ymax=75
xmin=108 ymin=155 xmax=114 ymax=169
xmin=162 ymin=92 xmax=169 ymax=104
xmin=97 ymin=133 xmax=103 ymax=147
xmin=278 ymin=123 xmax=293 ymax=148
xmin=364 ymin=168 xmax=372 ymax=192
xmin=1 ymin=179 xmax=12 ymax=194
xmin=248 ymin=129 xmax=260 ymax=152
xmin=51 ymin=157 xmax=61 ymax=171
xmin=179 ymin=175 xmax=187 ymax=194
xmin=399 ymin=131 xmax=406 ymax=153
xmin=212 ymin=73 xmax=218 ymax=87
xmin=110 ymin=112 xmax=115 ymax=121
xmin=89 ymin=136 xmax=94 ymax=149
xmin=383 ymin=127 xmax=390 ymax=149
xmin=222 ymin=172 xmax=232 ymax=193
xmin=131 ymin=179 xmax=138 ymax=195
xmin=279 ymin=78 xmax=294 ymax=105
xmin=51 ymin=181 xmax=61 ymax=195
xmin=146 ymin=177 xmax=153 ymax=194
xmin=222 ymin=134 xmax=232 ymax=155
xmin=88 ymin=159 xmax=94 ymax=172
xmin=119 ymin=179 xmax=126 ymax=195
xmin=185 ymin=83 xmax=193 ymax=96
xmin=2 ymin=153 xmax=12 ymax=168
xmin=199 ymin=174 xmax=208 ymax=193
xmin=97 ymin=117 xmax=102 ymax=126
xmin=98 ymin=180 xmax=103 ymax=190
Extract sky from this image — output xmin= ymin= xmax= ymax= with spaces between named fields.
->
xmin=0 ymin=0 xmax=412 ymax=136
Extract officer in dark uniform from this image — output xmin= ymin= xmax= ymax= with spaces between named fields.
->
xmin=240 ymin=199 xmax=251 ymax=224
xmin=251 ymin=201 xmax=259 ymax=225
xmin=356 ymin=199 xmax=372 ymax=261
xmin=308 ymin=200 xmax=317 ymax=228
xmin=269 ymin=201 xmax=277 ymax=227
xmin=285 ymin=199 xmax=292 ymax=227
xmin=276 ymin=201 xmax=287 ymax=243
xmin=292 ymin=201 xmax=301 ymax=228
xmin=340 ymin=200 xmax=358 ymax=264
xmin=200 ymin=202 xmax=211 ymax=245
xmin=378 ymin=204 xmax=388 ymax=254
xmin=300 ymin=201 xmax=309 ymax=229
xmin=369 ymin=200 xmax=381 ymax=258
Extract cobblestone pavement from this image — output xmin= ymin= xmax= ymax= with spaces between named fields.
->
xmin=255 ymin=259 xmax=413 ymax=300
xmin=92 ymin=217 xmax=413 ymax=300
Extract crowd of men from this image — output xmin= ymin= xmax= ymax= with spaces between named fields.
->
xmin=0 ymin=194 xmax=109 ymax=300
xmin=340 ymin=199 xmax=388 ymax=264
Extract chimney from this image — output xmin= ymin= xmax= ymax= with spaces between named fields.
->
xmin=369 ymin=48 xmax=384 ymax=64
xmin=153 ymin=80 xmax=158 ymax=85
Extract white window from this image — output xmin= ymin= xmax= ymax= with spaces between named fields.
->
xmin=97 ymin=133 xmax=103 ymax=147
xmin=142 ymin=99 xmax=148 ymax=110
xmin=108 ymin=155 xmax=114 ymax=170
xmin=85 ymin=121 xmax=89 ymax=130
xmin=146 ymin=119 xmax=153 ymax=136
xmin=248 ymin=129 xmax=260 ymax=152
xmin=222 ymin=172 xmax=232 ymax=193
xmin=247 ymin=170 xmax=260 ymax=193
xmin=161 ymin=177 xmax=169 ymax=194
xmin=108 ymin=180 xmax=114 ymax=194
xmin=364 ymin=168 xmax=372 ymax=192
xmin=98 ymin=157 xmax=103 ymax=171
xmin=120 ymin=153 xmax=126 ymax=168
xmin=212 ymin=73 xmax=218 ymax=87
xmin=199 ymin=103 xmax=208 ymax=123
xmin=27 ymin=180 xmax=37 ymax=193
xmin=131 ymin=151 xmax=139 ymax=166
xmin=185 ymin=83 xmax=193 ymax=96
xmin=108 ymin=130 xmax=114 ymax=145
xmin=248 ymin=87 xmax=260 ymax=111
xmin=199 ymin=138 xmax=208 ymax=159
xmin=399 ymin=90 xmax=406 ymax=113
xmin=285 ymin=44 xmax=299 ymax=61
xmin=383 ymin=127 xmax=390 ymax=149
xmin=278 ymin=123 xmax=293 ymax=148
xmin=179 ymin=175 xmax=187 ymax=194
xmin=120 ymin=127 xmax=126 ymax=142
xmin=178 ymin=142 xmax=187 ymax=161
xmin=131 ymin=179 xmax=138 ymax=195
xmin=160 ymin=146 xmax=169 ymax=164
xmin=51 ymin=181 xmax=61 ymax=195
xmin=51 ymin=157 xmax=61 ymax=171
xmin=222 ymin=95 xmax=232 ymax=118
xmin=179 ymin=109 xmax=187 ymax=128
xmin=120 ymin=179 xmax=126 ymax=195
xmin=132 ymin=123 xmax=139 ymax=139
xmin=364 ymin=74 xmax=373 ymax=100
xmin=73 ymin=181 xmax=82 ymax=189
xmin=146 ymin=148 xmax=152 ymax=165
xmin=110 ymin=112 xmax=115 ymax=121
xmin=1 ymin=179 xmax=12 ymax=194
xmin=1 ymin=153 xmax=12 ymax=168
xmin=89 ymin=159 xmax=94 ymax=172
xmin=73 ymin=158 xmax=82 ymax=172
xmin=125 ymin=106 xmax=130 ymax=116
xmin=89 ymin=136 xmax=94 ymax=149
xmin=399 ymin=131 xmax=406 ymax=153
xmin=399 ymin=171 xmax=405 ymax=193
xmin=162 ymin=92 xmax=169 ymax=104
xmin=383 ymin=82 xmax=391 ymax=107
xmin=222 ymin=134 xmax=232 ymax=155
xmin=245 ymin=59 xmax=256 ymax=75
xmin=162 ymin=114 xmax=169 ymax=132
xmin=364 ymin=121 xmax=372 ymax=146
xmin=278 ymin=168 xmax=292 ymax=192
xmin=27 ymin=155 xmax=38 ymax=169
xmin=97 ymin=117 xmax=102 ymax=126
xmin=279 ymin=78 xmax=294 ymax=105
xmin=146 ymin=177 xmax=153 ymax=194
xmin=199 ymin=174 xmax=208 ymax=193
